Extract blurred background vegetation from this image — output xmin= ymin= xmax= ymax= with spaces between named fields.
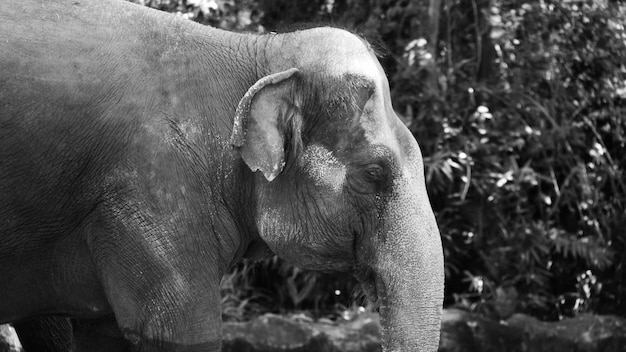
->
xmin=130 ymin=0 xmax=626 ymax=322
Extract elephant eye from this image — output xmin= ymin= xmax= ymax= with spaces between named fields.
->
xmin=364 ymin=164 xmax=384 ymax=181
xmin=348 ymin=162 xmax=390 ymax=194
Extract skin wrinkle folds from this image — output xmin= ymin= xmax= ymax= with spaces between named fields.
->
xmin=257 ymin=207 xmax=296 ymax=257
xmin=141 ymin=271 xmax=198 ymax=344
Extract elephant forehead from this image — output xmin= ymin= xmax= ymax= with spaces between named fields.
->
xmin=293 ymin=28 xmax=380 ymax=80
xmin=299 ymin=144 xmax=347 ymax=191
xmin=354 ymin=99 xmax=403 ymax=159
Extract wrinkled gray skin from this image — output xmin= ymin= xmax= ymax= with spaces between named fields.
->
xmin=0 ymin=0 xmax=444 ymax=351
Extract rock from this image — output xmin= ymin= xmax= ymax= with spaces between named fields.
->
xmin=439 ymin=309 xmax=524 ymax=352
xmin=222 ymin=309 xmax=626 ymax=352
xmin=506 ymin=313 xmax=626 ymax=352
xmin=0 ymin=325 xmax=21 ymax=352
xmin=2 ymin=310 xmax=626 ymax=351
xmin=439 ymin=309 xmax=626 ymax=352
xmin=222 ymin=313 xmax=381 ymax=352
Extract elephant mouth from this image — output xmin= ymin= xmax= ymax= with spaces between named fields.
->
xmin=354 ymin=267 xmax=381 ymax=308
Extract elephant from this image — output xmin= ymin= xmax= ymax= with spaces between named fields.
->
xmin=0 ymin=0 xmax=445 ymax=351
xmin=14 ymin=317 xmax=128 ymax=352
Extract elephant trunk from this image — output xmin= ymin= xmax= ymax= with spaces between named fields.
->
xmin=370 ymin=170 xmax=444 ymax=352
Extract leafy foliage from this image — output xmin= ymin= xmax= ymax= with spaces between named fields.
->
xmin=132 ymin=0 xmax=626 ymax=321
xmin=221 ymin=258 xmax=361 ymax=321
xmin=412 ymin=0 xmax=626 ymax=320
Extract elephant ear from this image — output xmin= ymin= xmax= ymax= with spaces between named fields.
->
xmin=230 ymin=68 xmax=301 ymax=182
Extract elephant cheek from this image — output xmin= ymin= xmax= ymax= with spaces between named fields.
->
xmin=299 ymin=143 xmax=347 ymax=192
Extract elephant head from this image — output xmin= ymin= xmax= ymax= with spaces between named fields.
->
xmin=231 ymin=28 xmax=444 ymax=351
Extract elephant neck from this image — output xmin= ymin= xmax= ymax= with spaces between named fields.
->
xmin=175 ymin=29 xmax=277 ymax=271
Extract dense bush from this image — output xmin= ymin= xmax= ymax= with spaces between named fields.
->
xmin=417 ymin=0 xmax=626 ymax=320
xmin=132 ymin=0 xmax=626 ymax=321
xmin=221 ymin=258 xmax=363 ymax=321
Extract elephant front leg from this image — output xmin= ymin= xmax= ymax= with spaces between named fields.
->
xmin=85 ymin=218 xmax=223 ymax=352
xmin=13 ymin=316 xmax=74 ymax=352
xmin=72 ymin=317 xmax=131 ymax=352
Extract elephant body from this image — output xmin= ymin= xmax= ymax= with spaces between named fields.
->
xmin=0 ymin=0 xmax=444 ymax=351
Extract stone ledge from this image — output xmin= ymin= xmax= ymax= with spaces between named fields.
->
xmin=222 ymin=313 xmax=381 ymax=352
xmin=2 ymin=309 xmax=626 ymax=351
xmin=222 ymin=309 xmax=626 ymax=352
